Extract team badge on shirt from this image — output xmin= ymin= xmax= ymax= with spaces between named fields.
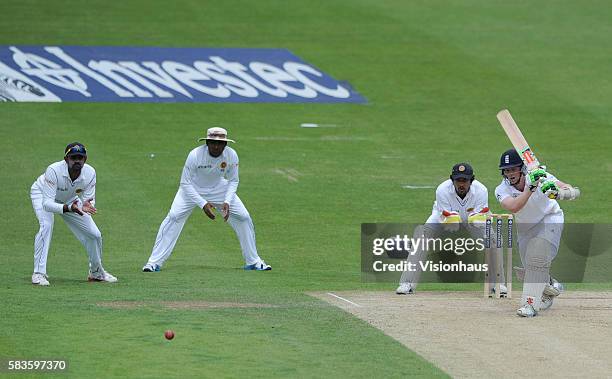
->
xmin=76 ymin=189 xmax=83 ymax=194
xmin=220 ymin=162 xmax=227 ymax=169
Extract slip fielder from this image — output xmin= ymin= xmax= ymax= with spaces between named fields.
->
xmin=142 ymin=127 xmax=272 ymax=272
xmin=30 ymin=142 xmax=117 ymax=286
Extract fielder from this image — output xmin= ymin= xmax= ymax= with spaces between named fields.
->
xmin=142 ymin=127 xmax=272 ymax=272
xmin=30 ymin=143 xmax=117 ymax=286
xmin=495 ymin=148 xmax=565 ymax=317
xmin=396 ymin=163 xmax=501 ymax=294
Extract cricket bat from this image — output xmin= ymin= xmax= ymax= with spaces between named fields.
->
xmin=496 ymin=109 xmax=541 ymax=171
xmin=496 ymin=109 xmax=580 ymax=200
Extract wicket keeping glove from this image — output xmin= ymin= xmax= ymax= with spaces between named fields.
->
xmin=467 ymin=207 xmax=489 ymax=224
xmin=441 ymin=210 xmax=461 ymax=232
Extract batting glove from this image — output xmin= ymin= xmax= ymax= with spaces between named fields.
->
xmin=541 ymin=180 xmax=559 ymax=199
xmin=527 ymin=167 xmax=547 ymax=192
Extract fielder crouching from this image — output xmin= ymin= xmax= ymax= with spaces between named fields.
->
xmin=142 ymin=127 xmax=271 ymax=272
xmin=30 ymin=143 xmax=117 ymax=286
xmin=396 ymin=163 xmax=500 ymax=294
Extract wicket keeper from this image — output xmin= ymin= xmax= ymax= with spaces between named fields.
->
xmin=396 ymin=163 xmax=497 ymax=294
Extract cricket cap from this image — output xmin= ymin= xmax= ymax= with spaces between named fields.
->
xmin=64 ymin=142 xmax=87 ymax=157
xmin=450 ymin=163 xmax=474 ymax=180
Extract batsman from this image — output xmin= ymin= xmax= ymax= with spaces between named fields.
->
xmin=495 ymin=149 xmax=566 ymax=317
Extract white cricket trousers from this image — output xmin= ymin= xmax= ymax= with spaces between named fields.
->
xmin=399 ymin=212 xmax=504 ymax=288
xmin=146 ymin=187 xmax=263 ymax=267
xmin=517 ymin=210 xmax=564 ymax=263
xmin=30 ymin=187 xmax=103 ymax=275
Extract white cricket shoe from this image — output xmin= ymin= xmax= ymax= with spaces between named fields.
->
xmin=552 ymin=279 xmax=564 ymax=293
xmin=499 ymin=284 xmax=508 ymax=295
xmin=517 ymin=303 xmax=537 ymax=318
xmin=492 ymin=284 xmax=508 ymax=296
xmin=32 ymin=273 xmax=49 ymax=286
xmin=142 ymin=263 xmax=161 ymax=272
xmin=489 ymin=284 xmax=508 ymax=297
xmin=244 ymin=261 xmax=272 ymax=271
xmin=540 ymin=294 xmax=554 ymax=311
xmin=396 ymin=282 xmax=414 ymax=295
xmin=88 ymin=269 xmax=118 ymax=283
xmin=544 ymin=278 xmax=564 ymax=297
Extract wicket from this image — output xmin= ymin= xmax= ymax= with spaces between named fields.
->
xmin=483 ymin=213 xmax=513 ymax=298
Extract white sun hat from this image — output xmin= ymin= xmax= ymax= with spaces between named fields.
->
xmin=198 ymin=127 xmax=235 ymax=143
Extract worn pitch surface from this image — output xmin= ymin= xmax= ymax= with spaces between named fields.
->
xmin=312 ymin=291 xmax=612 ymax=378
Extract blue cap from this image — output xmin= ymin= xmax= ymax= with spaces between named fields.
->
xmin=450 ymin=163 xmax=474 ymax=180
xmin=64 ymin=143 xmax=87 ymax=157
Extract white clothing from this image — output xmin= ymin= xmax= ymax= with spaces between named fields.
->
xmin=494 ymin=176 xmax=564 ymax=253
xmin=180 ymin=145 xmax=239 ymax=209
xmin=30 ymin=160 xmax=103 ymax=276
xmin=146 ymin=145 xmax=264 ymax=267
xmin=427 ymin=179 xmax=488 ymax=223
xmin=494 ymin=175 xmax=562 ymax=225
xmin=33 ymin=160 xmax=96 ymax=213
xmin=400 ymin=179 xmax=491 ymax=287
xmin=495 ymin=176 xmax=565 ymax=310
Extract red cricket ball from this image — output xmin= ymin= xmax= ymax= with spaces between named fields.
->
xmin=164 ymin=330 xmax=175 ymax=340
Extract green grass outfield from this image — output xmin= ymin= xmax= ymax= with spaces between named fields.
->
xmin=1 ymin=1 xmax=611 ymax=377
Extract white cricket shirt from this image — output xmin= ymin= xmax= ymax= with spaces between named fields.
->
xmin=430 ymin=179 xmax=489 ymax=223
xmin=494 ymin=176 xmax=562 ymax=224
xmin=32 ymin=160 xmax=96 ymax=214
xmin=179 ymin=145 xmax=239 ymax=209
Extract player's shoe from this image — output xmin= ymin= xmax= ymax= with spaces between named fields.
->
xmin=491 ymin=284 xmax=508 ymax=297
xmin=244 ymin=261 xmax=272 ymax=271
xmin=396 ymin=282 xmax=414 ymax=295
xmin=544 ymin=278 xmax=564 ymax=297
xmin=499 ymin=284 xmax=508 ymax=296
xmin=142 ymin=263 xmax=161 ymax=272
xmin=87 ymin=269 xmax=118 ymax=283
xmin=32 ymin=273 xmax=50 ymax=286
xmin=517 ymin=303 xmax=537 ymax=318
xmin=540 ymin=294 xmax=554 ymax=311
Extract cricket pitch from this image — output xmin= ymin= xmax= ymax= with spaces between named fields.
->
xmin=310 ymin=291 xmax=612 ymax=378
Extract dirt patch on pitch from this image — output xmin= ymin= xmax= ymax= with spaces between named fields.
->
xmin=161 ymin=301 xmax=277 ymax=310
xmin=97 ymin=301 xmax=277 ymax=310
xmin=310 ymin=291 xmax=612 ymax=378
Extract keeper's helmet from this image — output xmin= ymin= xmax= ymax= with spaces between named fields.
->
xmin=499 ymin=148 xmax=523 ymax=170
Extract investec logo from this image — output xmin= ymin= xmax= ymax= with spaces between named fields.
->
xmin=0 ymin=46 xmax=365 ymax=103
